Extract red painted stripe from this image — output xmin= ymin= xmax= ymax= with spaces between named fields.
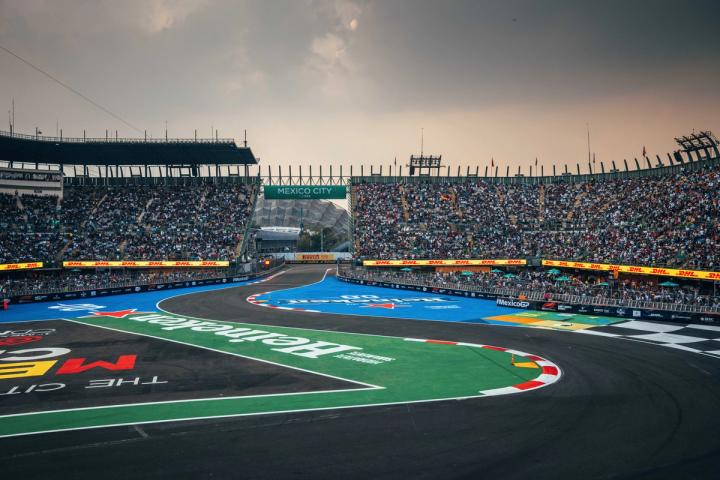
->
xmin=482 ymin=345 xmax=507 ymax=352
xmin=513 ymin=380 xmax=545 ymax=390
xmin=542 ymin=365 xmax=559 ymax=376
xmin=426 ymin=339 xmax=458 ymax=345
xmin=525 ymin=354 xmax=544 ymax=362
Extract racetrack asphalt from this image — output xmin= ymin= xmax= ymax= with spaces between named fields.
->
xmin=3 ymin=264 xmax=720 ymax=479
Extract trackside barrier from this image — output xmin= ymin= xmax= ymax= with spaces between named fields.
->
xmin=9 ymin=265 xmax=285 ymax=305
xmin=336 ymin=275 xmax=720 ymax=326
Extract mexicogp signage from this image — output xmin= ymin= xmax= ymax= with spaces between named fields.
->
xmin=264 ymin=185 xmax=347 ymax=200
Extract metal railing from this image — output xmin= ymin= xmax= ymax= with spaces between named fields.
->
xmin=338 ymin=267 xmax=720 ymax=314
xmin=0 ymin=129 xmax=235 ymax=145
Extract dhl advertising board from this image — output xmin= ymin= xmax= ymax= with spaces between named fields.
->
xmin=542 ymin=260 xmax=720 ymax=281
xmin=63 ymin=261 xmax=229 ymax=268
xmin=363 ymin=259 xmax=527 ymax=267
xmin=0 ymin=262 xmax=43 ymax=271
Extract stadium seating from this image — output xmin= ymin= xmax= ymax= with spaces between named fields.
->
xmin=353 ymin=164 xmax=719 ymax=270
xmin=343 ymin=267 xmax=720 ymax=309
xmin=0 ymin=182 xmax=257 ymax=263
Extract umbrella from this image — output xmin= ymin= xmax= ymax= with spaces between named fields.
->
xmin=547 ymin=268 xmax=561 ymax=275
xmin=555 ymin=276 xmax=571 ymax=282
xmin=659 ymin=281 xmax=679 ymax=287
xmin=503 ymin=273 xmax=516 ymax=278
xmin=400 ymin=267 xmax=413 ymax=272
xmin=460 ymin=271 xmax=474 ymax=276
xmin=491 ymin=268 xmax=503 ymax=273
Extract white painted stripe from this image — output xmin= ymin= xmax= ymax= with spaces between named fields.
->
xmin=480 ymin=386 xmax=520 ymax=396
xmin=611 ymin=320 xmax=685 ymax=333
xmin=661 ymin=344 xmax=702 ymax=353
xmin=575 ymin=329 xmax=621 ymax=337
xmin=628 ymin=332 xmax=707 ymax=344
xmin=686 ymin=324 xmax=720 ymax=332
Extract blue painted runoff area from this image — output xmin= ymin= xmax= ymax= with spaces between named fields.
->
xmin=0 ymin=278 xmax=265 ymax=324
xmin=253 ymin=276 xmax=529 ymax=326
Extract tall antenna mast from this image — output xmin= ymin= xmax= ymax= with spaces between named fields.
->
xmin=586 ymin=122 xmax=591 ymax=165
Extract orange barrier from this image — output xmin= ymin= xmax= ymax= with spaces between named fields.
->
xmin=62 ymin=260 xmax=229 ymax=268
xmin=363 ymin=259 xmax=526 ymax=267
xmin=542 ymin=259 xmax=720 ymax=281
xmin=0 ymin=262 xmax=44 ymax=271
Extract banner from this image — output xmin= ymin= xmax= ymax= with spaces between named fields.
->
xmin=0 ymin=262 xmax=44 ymax=271
xmin=542 ymin=259 xmax=720 ymax=281
xmin=62 ymin=261 xmax=229 ymax=268
xmin=264 ymin=185 xmax=347 ymax=200
xmin=363 ymin=259 xmax=526 ymax=267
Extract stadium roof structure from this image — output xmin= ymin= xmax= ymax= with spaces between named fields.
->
xmin=0 ymin=130 xmax=257 ymax=166
xmin=254 ymin=198 xmax=349 ymax=242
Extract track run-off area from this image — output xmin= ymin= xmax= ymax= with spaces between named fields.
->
xmin=2 ymin=264 xmax=720 ymax=479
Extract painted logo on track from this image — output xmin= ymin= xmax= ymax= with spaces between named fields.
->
xmin=48 ymin=303 xmax=107 ymax=312
xmin=283 ymin=294 xmax=454 ymax=308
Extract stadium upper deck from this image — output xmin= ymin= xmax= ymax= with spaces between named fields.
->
xmin=351 ymin=153 xmax=719 ymax=271
xmin=0 ymin=129 xmax=260 ymax=266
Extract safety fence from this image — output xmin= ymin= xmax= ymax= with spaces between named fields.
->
xmin=337 ymin=267 xmax=720 ymax=325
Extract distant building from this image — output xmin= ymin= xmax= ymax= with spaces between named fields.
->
xmin=254 ymin=227 xmax=300 ymax=253
xmin=253 ymin=198 xmax=349 ymax=249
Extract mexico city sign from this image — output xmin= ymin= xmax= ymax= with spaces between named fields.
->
xmin=264 ymin=185 xmax=347 ymax=200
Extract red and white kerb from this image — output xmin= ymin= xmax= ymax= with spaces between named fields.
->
xmin=403 ymin=338 xmax=561 ymax=395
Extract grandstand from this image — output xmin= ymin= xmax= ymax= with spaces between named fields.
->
xmin=351 ymin=134 xmax=719 ymax=270
xmin=2 ymin=126 xmax=719 ymax=311
xmin=348 ymin=133 xmax=720 ymax=311
xmin=0 ymin=129 xmax=261 ymax=298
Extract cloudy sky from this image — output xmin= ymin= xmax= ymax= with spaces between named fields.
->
xmin=1 ymin=0 xmax=718 ymax=175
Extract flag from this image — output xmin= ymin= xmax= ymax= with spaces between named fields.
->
xmin=491 ymin=157 xmax=494 ymax=167
xmin=642 ymin=146 xmax=647 ymax=157
xmin=535 ymin=157 xmax=538 ymax=166
xmin=593 ymin=153 xmax=596 ymax=164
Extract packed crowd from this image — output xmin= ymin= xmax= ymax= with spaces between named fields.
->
xmin=353 ymin=164 xmax=720 ymax=269
xmin=343 ymin=267 xmax=720 ymax=310
xmin=0 ymin=193 xmax=66 ymax=263
xmin=0 ymin=182 xmax=256 ymax=263
xmin=1 ymin=268 xmax=233 ymax=296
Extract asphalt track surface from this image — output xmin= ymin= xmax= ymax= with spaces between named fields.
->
xmin=4 ymin=265 xmax=720 ymax=479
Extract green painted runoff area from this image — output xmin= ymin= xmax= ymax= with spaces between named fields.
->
xmin=0 ymin=312 xmax=542 ymax=437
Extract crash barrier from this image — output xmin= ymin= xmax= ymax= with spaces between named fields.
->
xmin=8 ymin=265 xmax=285 ymax=305
xmin=336 ymin=275 xmax=720 ymax=326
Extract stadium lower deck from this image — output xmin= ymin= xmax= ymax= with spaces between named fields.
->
xmin=2 ymin=265 xmax=720 ymax=479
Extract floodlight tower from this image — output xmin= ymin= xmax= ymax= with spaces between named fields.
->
xmin=673 ymin=131 xmax=719 ymax=163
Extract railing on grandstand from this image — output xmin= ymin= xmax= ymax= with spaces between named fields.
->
xmin=4 ymin=258 xmax=285 ymax=297
xmin=0 ymin=129 xmax=235 ymax=145
xmin=338 ymin=267 xmax=720 ymax=314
